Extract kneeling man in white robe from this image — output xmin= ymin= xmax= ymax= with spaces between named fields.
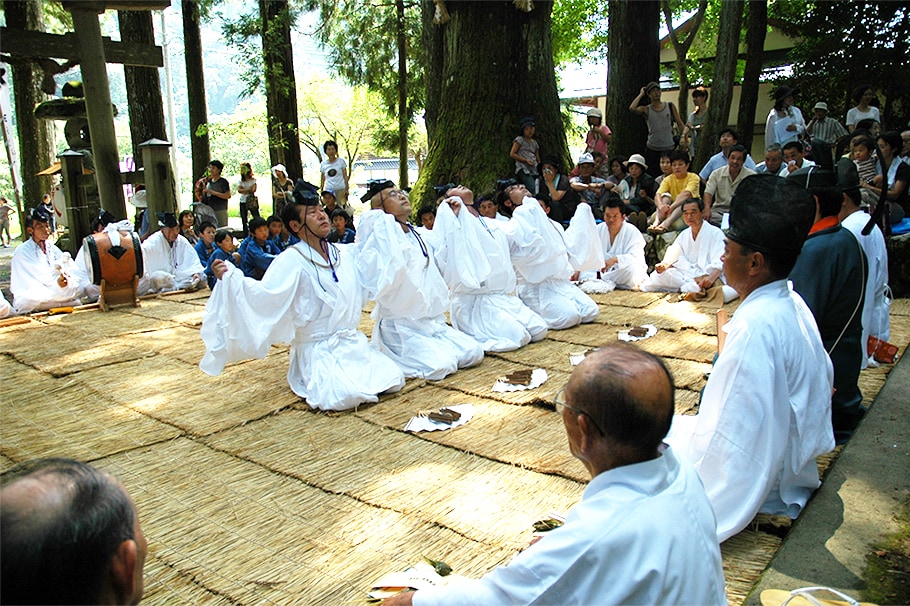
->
xmin=357 ymin=180 xmax=483 ymax=380
xmin=10 ymin=207 xmax=86 ymax=314
xmin=200 ymin=187 xmax=405 ymax=411
xmin=596 ymin=198 xmax=647 ymax=290
xmin=139 ymin=212 xmax=205 ymax=294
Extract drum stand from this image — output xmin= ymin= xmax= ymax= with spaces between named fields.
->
xmin=99 ymin=276 xmax=140 ymax=312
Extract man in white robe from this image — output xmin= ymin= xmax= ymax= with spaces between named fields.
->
xmin=837 ymin=159 xmax=890 ymax=367
xmin=640 ymin=199 xmax=727 ymax=296
xmin=595 ymin=198 xmax=647 ymax=290
xmin=495 ymin=182 xmax=599 ymax=330
xmin=10 ymin=208 xmax=86 ymax=314
xmin=357 ymin=180 xmax=483 ymax=380
xmin=200 ymin=192 xmax=404 ymax=411
xmin=433 ymin=185 xmax=547 ymax=352
xmin=383 ymin=344 xmax=726 ymax=606
xmin=139 ymin=212 xmax=205 ymax=294
xmin=666 ymin=174 xmax=835 ymax=542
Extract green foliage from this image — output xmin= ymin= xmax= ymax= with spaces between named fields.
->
xmin=304 ymin=0 xmax=424 ymax=121
xmin=551 ymin=0 xmax=609 ymax=67
xmin=200 ymin=99 xmax=272 ymax=180
xmin=773 ymin=1 xmax=910 ymax=127
xmin=220 ymin=12 xmax=266 ymax=98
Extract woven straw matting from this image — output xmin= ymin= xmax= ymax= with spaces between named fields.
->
xmin=0 ymin=356 xmax=179 ymax=462
xmin=1 ymin=288 xmax=906 ymax=606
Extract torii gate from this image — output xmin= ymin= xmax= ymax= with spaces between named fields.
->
xmin=0 ymin=0 xmax=168 ymax=221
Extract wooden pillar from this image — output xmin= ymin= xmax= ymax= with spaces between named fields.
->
xmin=58 ymin=150 xmax=92 ymax=256
xmin=65 ymin=2 xmax=127 ymax=220
xmin=138 ymin=138 xmax=177 ymax=237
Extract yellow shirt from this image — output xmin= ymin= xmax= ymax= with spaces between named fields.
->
xmin=657 ymin=172 xmax=700 ymax=200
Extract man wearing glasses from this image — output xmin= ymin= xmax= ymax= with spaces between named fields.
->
xmin=357 ymin=180 xmax=483 ymax=380
xmin=383 ymin=343 xmax=725 ymax=606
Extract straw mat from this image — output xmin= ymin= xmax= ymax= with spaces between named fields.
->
xmin=0 ymin=322 xmax=157 ymax=376
xmin=205 ymin=409 xmax=583 ymax=549
xmin=0 ymin=356 xmax=179 ymax=463
xmin=152 ymin=290 xmax=212 ymax=304
xmin=891 ymin=298 xmax=910 ymax=316
xmin=545 ymin=323 xmax=717 ymax=363
xmin=354 ymin=384 xmax=588 ymax=482
xmin=588 ymin=289 xmax=665 ymax=308
xmin=720 ymin=530 xmax=782 ymax=604
xmin=0 ymin=453 xmax=17 ymax=473
xmin=432 ymin=355 xmax=570 ymax=405
xmin=123 ymin=298 xmax=207 ymax=327
xmin=116 ymin=326 xmax=207 ymax=365
xmin=100 ymin=438 xmax=516 ymax=605
xmin=71 ymin=355 xmax=299 ymax=436
xmin=40 ymin=307 xmax=180 ymax=337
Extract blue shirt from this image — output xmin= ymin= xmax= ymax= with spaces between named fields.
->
xmin=239 ymin=236 xmax=279 ymax=279
xmin=205 ymin=247 xmax=239 ymax=289
xmin=194 ymin=239 xmax=215 ymax=268
xmin=699 ymin=151 xmax=757 ymax=181
xmin=271 ymin=233 xmax=300 ymax=252
xmin=327 ymin=228 xmax=355 ymax=244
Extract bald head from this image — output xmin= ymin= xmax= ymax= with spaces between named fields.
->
xmin=1 ymin=458 xmax=143 ymax=605
xmin=565 ymin=343 xmax=674 ymax=463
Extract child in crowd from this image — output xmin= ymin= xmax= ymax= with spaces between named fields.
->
xmin=194 ymin=222 xmax=217 ymax=269
xmin=418 ymin=205 xmax=436 ymax=231
xmin=206 ymin=228 xmax=240 ymax=289
xmin=510 ymin=117 xmax=540 ymax=190
xmin=853 ymin=137 xmax=881 ymax=209
xmin=268 ymin=215 xmax=298 ymax=251
xmin=655 ymin=152 xmax=673 ymax=185
xmin=239 ymin=217 xmax=278 ymax=280
xmin=326 ymin=209 xmax=355 ymax=244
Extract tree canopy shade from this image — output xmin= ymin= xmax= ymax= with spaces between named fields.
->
xmin=774 ymin=0 xmax=910 ymax=128
xmin=414 ymin=0 xmax=569 ymax=206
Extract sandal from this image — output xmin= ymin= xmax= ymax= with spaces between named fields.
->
xmin=647 ymin=224 xmax=666 ymax=234
xmin=759 ymin=586 xmax=874 ymax=606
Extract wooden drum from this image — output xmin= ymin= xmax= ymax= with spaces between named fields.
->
xmin=85 ymin=230 xmax=144 ymax=287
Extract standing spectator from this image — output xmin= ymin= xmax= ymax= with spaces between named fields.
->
xmin=178 ymin=210 xmax=198 ymax=246
xmin=629 ymin=82 xmax=685 ymax=178
xmin=683 ymin=86 xmax=709 ymax=158
xmin=510 ymin=116 xmax=540 ymax=191
xmin=584 ymin=108 xmax=612 ymax=162
xmin=0 ymin=197 xmax=15 ymax=247
xmin=765 ymin=85 xmax=807 ymax=150
xmin=846 ymin=85 xmax=880 ymax=133
xmin=237 ymin=162 xmax=259 ymax=237
xmin=807 ymin=101 xmax=849 ymax=145
xmin=271 ymin=164 xmax=294 ymax=217
xmin=201 ymin=160 xmax=231 ymax=227
xmin=319 ymin=140 xmax=350 ymax=207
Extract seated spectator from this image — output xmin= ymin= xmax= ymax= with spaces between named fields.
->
xmin=648 ymin=150 xmax=700 ymax=234
xmin=0 ymin=458 xmax=147 ymax=605
xmin=382 ymin=344 xmax=726 ymax=606
xmin=268 ymin=215 xmax=299 ymax=252
xmin=698 ymin=129 xmax=757 ymax=183
xmin=321 ymin=188 xmax=354 ymax=229
xmin=417 ymin=205 xmax=436 ymax=231
xmin=327 ymin=209 xmax=356 ymax=244
xmin=478 ymin=194 xmax=508 ymax=222
xmin=754 ymin=143 xmax=784 ymax=175
xmin=654 ymin=151 xmax=672 ymax=185
xmin=863 ymin=130 xmax=909 ymax=223
xmin=239 ymin=216 xmax=279 ymax=280
xmin=140 ymin=212 xmax=206 ymax=294
xmin=605 ymin=156 xmax=627 ymax=186
xmin=205 ymin=228 xmax=240 ymax=289
xmin=194 ymin=221 xmax=216 ymax=268
xmin=806 ymin=101 xmax=848 ymax=145
xmin=11 ymin=207 xmax=86 ymax=313
xmin=617 ymin=154 xmax=657 ymax=231
xmin=569 ymin=153 xmax=612 ymax=216
xmin=536 ymin=157 xmax=580 ymax=224
xmin=641 ymin=199 xmax=734 ymax=302
xmin=178 ymin=209 xmax=198 ymax=246
xmin=779 ymin=140 xmax=816 ymax=176
xmin=703 ymin=145 xmax=756 ymax=227
xmin=595 ymin=198 xmax=647 ymax=290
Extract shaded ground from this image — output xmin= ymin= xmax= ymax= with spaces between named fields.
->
xmin=1 ymin=242 xmax=908 ymax=605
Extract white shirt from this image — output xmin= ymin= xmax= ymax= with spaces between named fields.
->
xmin=413 ymin=447 xmax=727 ymax=606
xmin=596 ymin=220 xmax=647 ymax=289
xmin=141 ymin=231 xmax=204 ymax=287
xmin=841 ymin=210 xmax=890 ymax=347
xmin=320 ymin=157 xmax=348 ymax=192
xmin=664 ymin=221 xmax=725 ymax=277
xmin=666 ymin=280 xmax=835 ymax=542
xmin=10 ymin=237 xmax=84 ymax=313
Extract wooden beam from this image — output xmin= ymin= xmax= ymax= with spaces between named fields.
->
xmin=103 ymin=1 xmax=170 ymax=9
xmin=0 ymin=28 xmax=163 ymax=68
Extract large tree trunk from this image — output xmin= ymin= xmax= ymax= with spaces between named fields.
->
xmin=414 ymin=0 xmax=568 ymax=207
xmin=181 ymin=0 xmax=210 ymax=184
xmin=118 ymin=10 xmax=167 ymax=169
xmin=4 ymin=0 xmax=55 ymax=236
xmin=260 ymin=0 xmax=302 ymax=181
xmin=606 ymin=0 xmax=660 ymax=162
xmin=422 ymin=0 xmax=443 ymax=144
xmin=694 ymin=0 xmax=743 ymax=170
xmin=396 ymin=0 xmax=408 ymax=188
xmin=735 ymin=0 xmax=766 ymax=154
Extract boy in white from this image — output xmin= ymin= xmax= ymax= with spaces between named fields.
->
xmin=596 ymin=198 xmax=647 ymax=290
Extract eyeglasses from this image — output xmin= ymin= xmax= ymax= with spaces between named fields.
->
xmin=554 ymin=387 xmax=604 ymax=436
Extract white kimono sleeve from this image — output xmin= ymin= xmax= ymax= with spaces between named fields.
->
xmin=564 ymin=203 xmax=604 ymax=272
xmin=431 ymin=198 xmax=493 ymax=291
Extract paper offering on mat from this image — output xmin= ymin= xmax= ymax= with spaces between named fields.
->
xmin=618 ymin=324 xmax=657 ymax=342
xmin=404 ymin=404 xmax=474 ymax=432
xmin=368 ymin=563 xmax=467 ymax=600
xmin=492 ymin=368 xmax=548 ymax=392
xmin=570 ymin=347 xmax=600 ymax=366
